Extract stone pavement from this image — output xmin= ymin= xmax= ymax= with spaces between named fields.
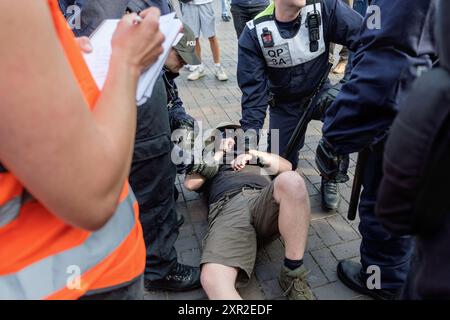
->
xmin=144 ymin=1 xmax=368 ymax=300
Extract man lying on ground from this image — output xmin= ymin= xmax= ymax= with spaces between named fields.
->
xmin=184 ymin=134 xmax=314 ymax=300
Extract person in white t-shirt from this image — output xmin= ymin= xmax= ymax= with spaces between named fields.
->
xmin=182 ymin=0 xmax=228 ymax=81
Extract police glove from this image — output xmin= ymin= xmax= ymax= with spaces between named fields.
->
xmin=317 ymin=83 xmax=341 ymax=118
xmin=315 ymin=138 xmax=350 ymax=183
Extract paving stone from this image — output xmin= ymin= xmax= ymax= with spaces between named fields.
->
xmin=313 ymin=281 xmax=360 ymax=300
xmin=184 ymin=190 xmax=202 ymax=201
xmin=307 ymin=233 xmax=326 ymax=251
xmin=305 ymin=180 xmax=320 ymax=196
xmin=144 ymin=290 xmax=168 ymax=300
xmin=326 ymin=215 xmax=361 ymax=242
xmin=192 ymin=220 xmax=209 ymax=243
xmin=310 ymin=205 xmax=336 ymax=221
xmin=175 ymin=235 xmax=199 ymax=253
xmin=264 ymin=239 xmax=285 ymax=262
xmin=175 ymin=203 xmax=192 ymax=223
xmin=187 ymin=199 xmax=209 ymax=222
xmin=167 ymin=288 xmax=208 ymax=300
xmin=259 ymin=279 xmax=285 ymax=300
xmin=178 ymin=223 xmax=195 ymax=240
xmin=310 ymin=248 xmax=339 ymax=282
xmin=255 ymin=248 xmax=271 ymax=265
xmin=311 ymin=219 xmax=343 ymax=246
xmin=330 ymin=239 xmax=362 ymax=261
xmin=181 ymin=248 xmax=202 ymax=267
xmin=255 ymin=262 xmax=282 ymax=282
xmin=239 ymin=275 xmax=266 ymax=300
xmin=308 ymin=194 xmax=323 ymax=208
xmin=303 ymin=252 xmax=329 ymax=288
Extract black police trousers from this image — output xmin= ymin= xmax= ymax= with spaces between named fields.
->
xmin=128 ymin=77 xmax=179 ymax=281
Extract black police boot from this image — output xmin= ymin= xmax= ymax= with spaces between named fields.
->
xmin=144 ymin=263 xmax=201 ymax=292
xmin=321 ymin=178 xmax=340 ymax=211
xmin=337 ymin=260 xmax=398 ymax=300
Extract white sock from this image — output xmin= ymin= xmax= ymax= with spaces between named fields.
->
xmin=214 ymin=63 xmax=221 ymax=68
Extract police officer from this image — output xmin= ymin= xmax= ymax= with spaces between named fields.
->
xmin=316 ymin=0 xmax=438 ymax=299
xmin=237 ymin=0 xmax=363 ymax=211
xmin=376 ymin=0 xmax=450 ymax=299
xmin=63 ymin=0 xmax=202 ymax=291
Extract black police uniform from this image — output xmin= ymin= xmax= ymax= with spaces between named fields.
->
xmin=321 ymin=0 xmax=438 ymax=298
xmin=376 ymin=0 xmax=450 ymax=299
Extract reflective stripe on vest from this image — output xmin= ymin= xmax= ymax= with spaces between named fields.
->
xmin=0 ymin=190 xmax=137 ymax=300
xmin=0 ymin=196 xmax=21 ymax=227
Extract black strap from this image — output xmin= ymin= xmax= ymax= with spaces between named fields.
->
xmin=0 ymin=162 xmax=7 ymax=173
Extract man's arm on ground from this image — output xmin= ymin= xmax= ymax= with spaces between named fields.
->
xmin=184 ymin=173 xmax=207 ymax=191
xmin=249 ymin=150 xmax=292 ymax=175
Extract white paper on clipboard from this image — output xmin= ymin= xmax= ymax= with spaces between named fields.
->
xmin=83 ymin=12 xmax=182 ymax=105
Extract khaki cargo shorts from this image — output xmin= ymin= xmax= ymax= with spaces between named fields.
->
xmin=200 ymin=182 xmax=280 ymax=287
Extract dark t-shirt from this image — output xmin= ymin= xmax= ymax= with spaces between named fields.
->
xmin=202 ymin=165 xmax=272 ymax=204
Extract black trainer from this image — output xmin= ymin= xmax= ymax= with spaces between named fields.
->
xmin=321 ymin=178 xmax=340 ymax=211
xmin=144 ymin=263 xmax=201 ymax=292
xmin=337 ymin=260 xmax=398 ymax=300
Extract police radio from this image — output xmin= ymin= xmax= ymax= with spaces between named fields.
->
xmin=306 ymin=0 xmax=321 ymax=52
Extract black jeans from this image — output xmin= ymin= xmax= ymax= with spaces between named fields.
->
xmin=230 ymin=4 xmax=267 ymax=39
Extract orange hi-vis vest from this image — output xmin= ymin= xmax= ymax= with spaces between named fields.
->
xmin=0 ymin=0 xmax=146 ymax=299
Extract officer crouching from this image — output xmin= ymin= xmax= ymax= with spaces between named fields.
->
xmin=236 ymin=0 xmax=362 ymax=210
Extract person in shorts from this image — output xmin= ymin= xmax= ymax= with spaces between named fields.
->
xmin=184 ymin=136 xmax=314 ymax=300
xmin=182 ymin=0 xmax=228 ymax=81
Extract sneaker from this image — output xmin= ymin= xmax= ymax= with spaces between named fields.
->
xmin=215 ymin=65 xmax=228 ymax=81
xmin=187 ymin=66 xmax=205 ymax=81
xmin=145 ymin=262 xmax=201 ymax=292
xmin=221 ymin=13 xmax=231 ymax=22
xmin=184 ymin=64 xmax=198 ymax=72
xmin=279 ymin=265 xmax=315 ymax=300
xmin=321 ymin=178 xmax=340 ymax=211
